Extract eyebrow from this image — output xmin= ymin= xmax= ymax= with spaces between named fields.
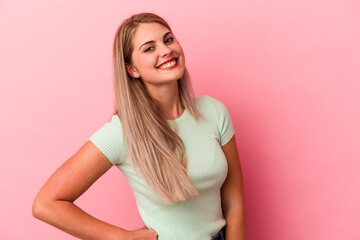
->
xmin=138 ymin=31 xmax=172 ymax=51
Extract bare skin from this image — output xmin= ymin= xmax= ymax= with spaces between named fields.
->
xmin=126 ymin=23 xmax=186 ymax=120
xmin=32 ymin=22 xmax=186 ymax=240
xmin=32 ymin=22 xmax=243 ymax=239
xmin=221 ymin=135 xmax=246 ymax=239
xmin=32 ymin=22 xmax=185 ymax=240
xmin=32 ymin=141 xmax=158 ymax=240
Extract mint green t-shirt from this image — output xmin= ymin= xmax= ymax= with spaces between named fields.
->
xmin=88 ymin=95 xmax=235 ymax=240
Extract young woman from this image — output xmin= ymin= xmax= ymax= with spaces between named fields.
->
xmin=32 ymin=12 xmax=245 ymax=240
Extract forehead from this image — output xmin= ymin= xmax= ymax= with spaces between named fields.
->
xmin=132 ymin=23 xmax=170 ymax=47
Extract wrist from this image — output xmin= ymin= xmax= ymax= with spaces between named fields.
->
xmin=105 ymin=227 xmax=129 ymax=240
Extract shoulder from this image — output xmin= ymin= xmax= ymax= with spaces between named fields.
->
xmin=89 ymin=114 xmax=123 ymax=137
xmin=194 ymin=95 xmax=230 ymax=115
xmin=194 ymin=95 xmax=235 ymax=146
xmin=87 ymin=114 xmax=125 ymax=165
xmin=107 ymin=114 xmax=122 ymax=128
xmin=90 ymin=114 xmax=123 ymax=138
xmin=194 ymin=94 xmax=226 ymax=105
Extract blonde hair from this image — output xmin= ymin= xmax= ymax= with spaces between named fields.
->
xmin=112 ymin=12 xmax=205 ymax=204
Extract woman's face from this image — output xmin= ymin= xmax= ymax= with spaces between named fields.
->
xmin=127 ymin=22 xmax=185 ymax=87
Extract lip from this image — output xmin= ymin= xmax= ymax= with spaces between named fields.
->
xmin=156 ymin=57 xmax=177 ymax=68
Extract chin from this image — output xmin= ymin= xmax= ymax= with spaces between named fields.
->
xmin=165 ymin=67 xmax=185 ymax=79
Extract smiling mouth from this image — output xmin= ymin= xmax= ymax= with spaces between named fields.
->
xmin=157 ymin=58 xmax=178 ymax=70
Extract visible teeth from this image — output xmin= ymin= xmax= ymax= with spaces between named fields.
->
xmin=159 ymin=60 xmax=176 ymax=69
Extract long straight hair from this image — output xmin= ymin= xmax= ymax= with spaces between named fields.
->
xmin=112 ymin=12 xmax=205 ymax=204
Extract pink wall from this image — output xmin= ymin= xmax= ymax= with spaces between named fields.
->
xmin=1 ymin=0 xmax=359 ymax=239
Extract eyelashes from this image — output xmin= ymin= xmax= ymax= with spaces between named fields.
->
xmin=144 ymin=46 xmax=153 ymax=52
xmin=165 ymin=37 xmax=174 ymax=43
xmin=144 ymin=37 xmax=174 ymax=53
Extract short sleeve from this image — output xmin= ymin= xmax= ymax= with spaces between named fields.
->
xmin=207 ymin=96 xmax=235 ymax=146
xmin=87 ymin=114 xmax=126 ymax=165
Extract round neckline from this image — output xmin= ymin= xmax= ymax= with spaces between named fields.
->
xmin=165 ymin=108 xmax=189 ymax=124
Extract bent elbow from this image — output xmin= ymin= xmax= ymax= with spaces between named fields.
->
xmin=32 ymin=197 xmax=42 ymax=219
xmin=32 ymin=195 xmax=49 ymax=220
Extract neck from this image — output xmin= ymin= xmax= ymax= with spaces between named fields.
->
xmin=145 ymin=80 xmax=184 ymax=120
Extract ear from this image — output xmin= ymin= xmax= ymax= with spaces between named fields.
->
xmin=125 ymin=63 xmax=141 ymax=78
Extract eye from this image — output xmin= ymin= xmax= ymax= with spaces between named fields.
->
xmin=144 ymin=46 xmax=154 ymax=53
xmin=165 ymin=37 xmax=174 ymax=43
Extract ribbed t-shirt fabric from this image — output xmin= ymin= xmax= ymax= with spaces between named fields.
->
xmin=88 ymin=95 xmax=235 ymax=240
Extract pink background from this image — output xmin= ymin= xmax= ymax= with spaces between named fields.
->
xmin=1 ymin=0 xmax=360 ymax=239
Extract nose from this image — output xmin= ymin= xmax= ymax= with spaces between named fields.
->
xmin=159 ymin=43 xmax=172 ymax=57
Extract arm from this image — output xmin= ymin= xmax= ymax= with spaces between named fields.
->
xmin=32 ymin=140 xmax=157 ymax=240
xmin=221 ymin=135 xmax=246 ymax=240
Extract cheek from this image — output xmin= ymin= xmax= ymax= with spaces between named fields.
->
xmin=175 ymin=44 xmax=185 ymax=60
xmin=175 ymin=44 xmax=184 ymax=54
xmin=134 ymin=56 xmax=156 ymax=72
xmin=177 ymin=47 xmax=185 ymax=64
